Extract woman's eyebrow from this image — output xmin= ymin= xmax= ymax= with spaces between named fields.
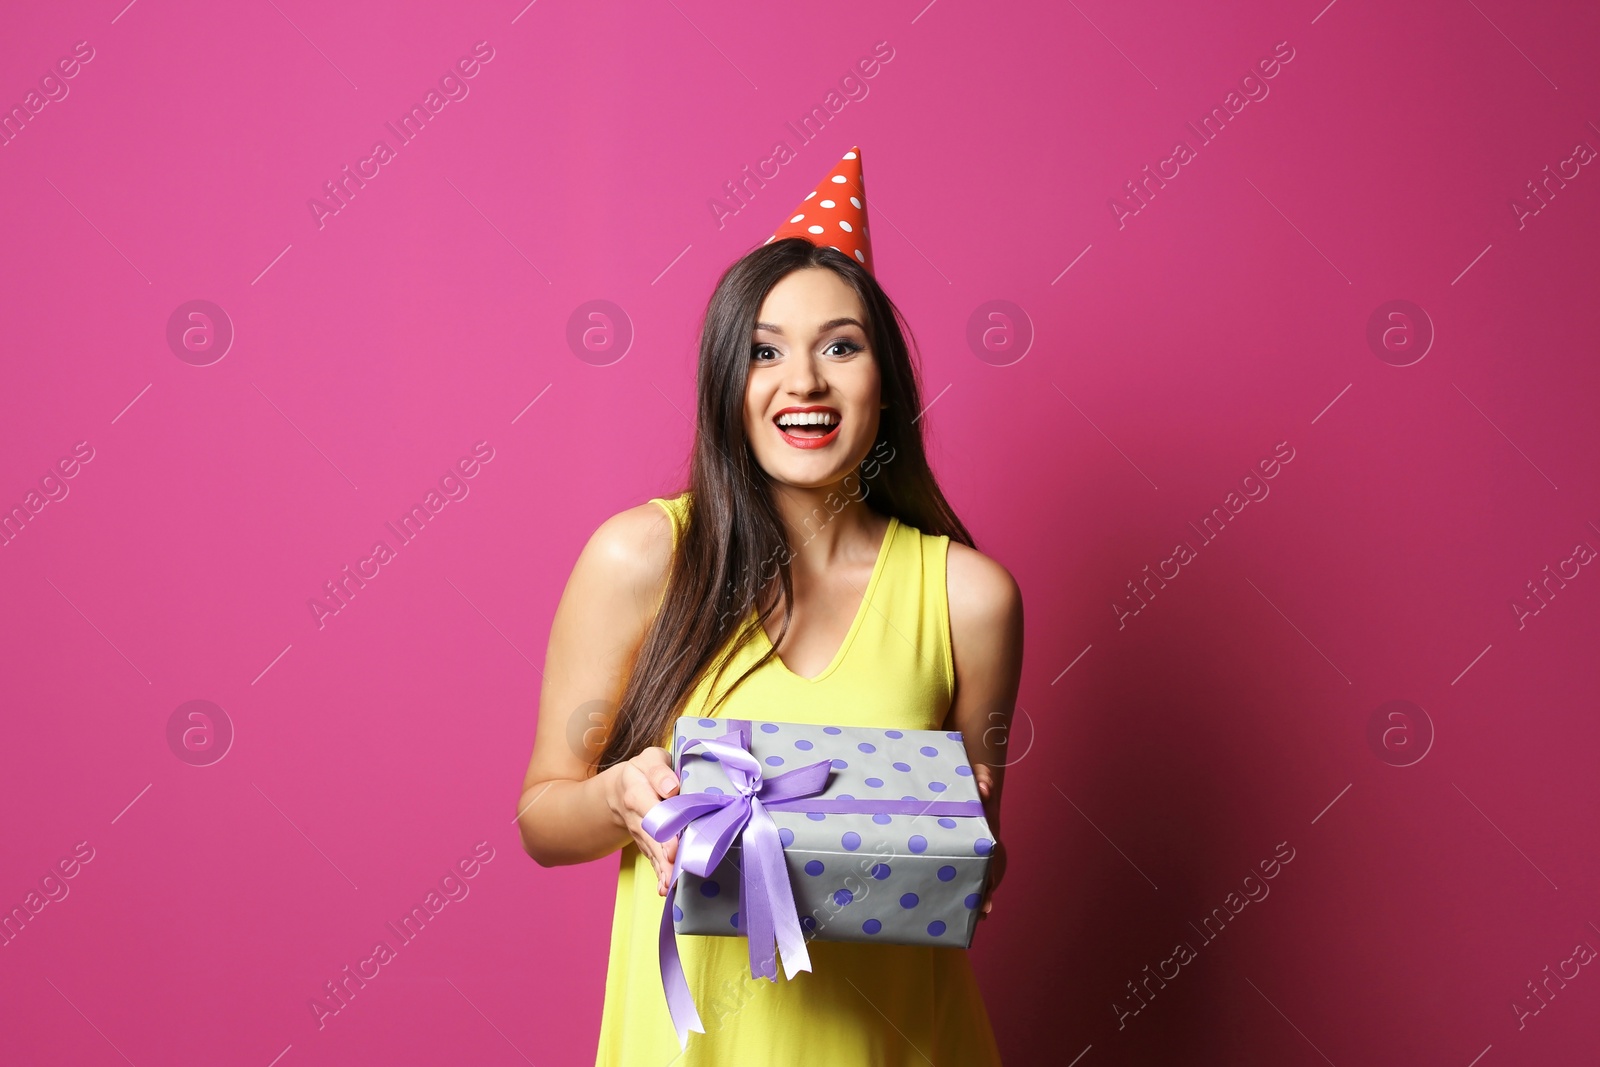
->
xmin=753 ymin=317 xmax=865 ymax=335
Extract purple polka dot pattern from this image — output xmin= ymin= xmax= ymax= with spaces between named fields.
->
xmin=667 ymin=717 xmax=992 ymax=949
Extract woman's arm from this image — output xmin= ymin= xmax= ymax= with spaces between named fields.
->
xmin=943 ymin=541 xmax=1024 ymax=918
xmin=516 ymin=501 xmax=678 ymax=869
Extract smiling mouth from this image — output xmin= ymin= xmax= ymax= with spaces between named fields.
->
xmin=775 ymin=411 xmax=842 ymax=447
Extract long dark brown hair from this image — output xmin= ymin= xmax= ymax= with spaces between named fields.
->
xmin=595 ymin=236 xmax=974 ymax=771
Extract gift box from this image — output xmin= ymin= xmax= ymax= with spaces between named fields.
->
xmin=642 ymin=716 xmax=995 ymax=1048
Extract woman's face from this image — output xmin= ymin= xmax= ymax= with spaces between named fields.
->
xmin=743 ymin=267 xmax=883 ymax=491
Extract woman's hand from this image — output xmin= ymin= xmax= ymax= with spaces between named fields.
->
xmin=973 ymin=763 xmax=1006 ymax=920
xmin=606 ymin=746 xmax=682 ymax=896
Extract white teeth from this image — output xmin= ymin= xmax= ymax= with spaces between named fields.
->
xmin=777 ymin=412 xmax=840 ymax=427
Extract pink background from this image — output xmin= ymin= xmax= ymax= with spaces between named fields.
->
xmin=3 ymin=0 xmax=1598 ymax=1063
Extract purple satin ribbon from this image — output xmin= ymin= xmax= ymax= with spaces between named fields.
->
xmin=640 ymin=719 xmax=985 ymax=1050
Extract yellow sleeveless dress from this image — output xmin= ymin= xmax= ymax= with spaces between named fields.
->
xmin=594 ymin=491 xmax=1003 ymax=1066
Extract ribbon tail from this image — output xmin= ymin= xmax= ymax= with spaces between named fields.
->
xmin=744 ymin=799 xmax=812 ymax=982
xmin=657 ymin=861 xmax=705 ymax=1050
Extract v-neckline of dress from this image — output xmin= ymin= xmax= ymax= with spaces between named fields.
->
xmin=752 ymin=515 xmax=899 ymax=684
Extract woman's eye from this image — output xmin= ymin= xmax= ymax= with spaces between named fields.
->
xmin=825 ymin=340 xmax=863 ymax=357
xmin=751 ymin=344 xmax=777 ymax=361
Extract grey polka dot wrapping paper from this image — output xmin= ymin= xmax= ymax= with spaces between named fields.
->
xmin=665 ymin=716 xmax=995 ymax=950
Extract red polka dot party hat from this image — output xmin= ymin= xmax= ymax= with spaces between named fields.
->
xmin=765 ymin=145 xmax=874 ymax=274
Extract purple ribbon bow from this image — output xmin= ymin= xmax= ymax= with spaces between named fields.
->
xmin=640 ymin=719 xmax=986 ymax=1050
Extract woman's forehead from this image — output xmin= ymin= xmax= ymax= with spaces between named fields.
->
xmin=754 ymin=270 xmax=866 ymax=333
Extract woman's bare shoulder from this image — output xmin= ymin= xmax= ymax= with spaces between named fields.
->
xmin=580 ymin=500 xmax=676 ymax=599
xmin=946 ymin=540 xmax=1022 ymax=633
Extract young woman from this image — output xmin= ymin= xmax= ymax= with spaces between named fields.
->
xmin=517 ymin=233 xmax=1023 ymax=1065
